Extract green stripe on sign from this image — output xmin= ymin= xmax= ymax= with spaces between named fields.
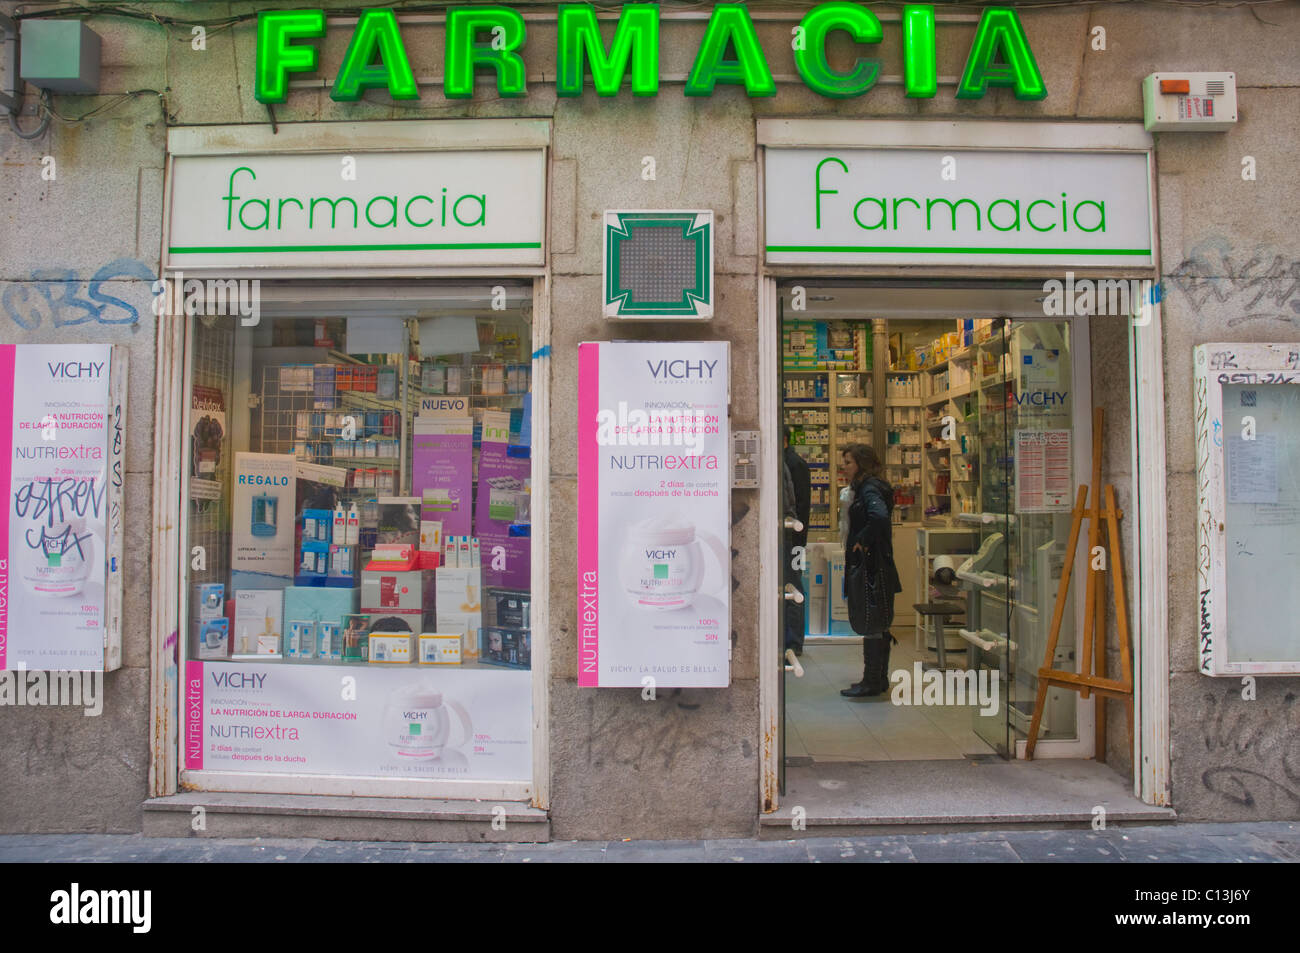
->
xmin=766 ymin=245 xmax=1152 ymax=256
xmin=169 ymin=242 xmax=542 ymax=253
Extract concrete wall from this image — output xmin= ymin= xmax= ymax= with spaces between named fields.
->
xmin=1 ymin=0 xmax=1296 ymax=834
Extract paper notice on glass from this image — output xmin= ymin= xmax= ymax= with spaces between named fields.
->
xmin=346 ymin=317 xmax=406 ymax=354
xmin=1228 ymin=434 xmax=1278 ymax=504
xmin=1020 ymin=348 xmax=1062 ymax=389
xmin=1016 ymin=430 xmax=1072 ymax=513
xmin=419 ymin=316 xmax=479 ymax=358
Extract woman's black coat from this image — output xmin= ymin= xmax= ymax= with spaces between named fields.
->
xmin=844 ymin=475 xmax=903 ymax=628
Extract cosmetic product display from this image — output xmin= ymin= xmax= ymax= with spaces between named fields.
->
xmin=342 ymin=614 xmax=371 ymax=662
xmin=418 ymin=633 xmax=462 ymax=665
xmin=233 ymin=590 xmax=283 ymax=659
xmin=287 ymin=620 xmax=316 ymax=660
xmin=369 ymin=633 xmax=416 ymax=664
xmin=184 ymin=330 xmax=535 ymax=778
xmin=480 ymin=627 xmax=530 ymax=669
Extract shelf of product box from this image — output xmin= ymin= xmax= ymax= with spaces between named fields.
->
xmin=887 ymin=398 xmax=923 ymax=407
xmin=924 ymin=391 xmax=950 ymax=406
xmin=835 ymin=397 xmax=874 ymax=407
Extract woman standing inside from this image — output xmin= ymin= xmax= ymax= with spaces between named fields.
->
xmin=839 ymin=444 xmax=902 ymax=697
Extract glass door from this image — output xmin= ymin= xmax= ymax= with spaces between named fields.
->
xmin=1005 ymin=320 xmax=1078 ymax=750
xmin=964 ymin=321 xmax=1015 ymax=755
xmin=966 ymin=319 xmax=1079 ymax=755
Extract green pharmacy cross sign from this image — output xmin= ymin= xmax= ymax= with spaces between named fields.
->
xmin=604 ymin=211 xmax=714 ymax=320
xmin=255 ymin=4 xmax=1047 ymax=103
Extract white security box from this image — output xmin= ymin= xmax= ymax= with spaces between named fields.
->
xmin=1193 ymin=344 xmax=1300 ymax=675
xmin=1143 ymin=72 xmax=1237 ymax=132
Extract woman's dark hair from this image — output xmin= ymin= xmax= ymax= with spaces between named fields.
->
xmin=841 ymin=443 xmax=883 ymax=484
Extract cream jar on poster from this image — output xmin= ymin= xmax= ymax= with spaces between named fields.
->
xmin=18 ymin=516 xmax=94 ymax=598
xmin=619 ymin=516 xmax=728 ymax=612
xmin=384 ymin=686 xmax=473 ymax=759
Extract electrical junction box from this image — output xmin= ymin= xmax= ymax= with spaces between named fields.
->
xmin=1142 ymin=72 xmax=1236 ymax=132
xmin=732 ymin=430 xmax=758 ymax=488
xmin=19 ymin=19 xmax=101 ymax=93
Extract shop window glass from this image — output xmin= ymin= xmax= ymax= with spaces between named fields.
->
xmin=183 ymin=285 xmax=534 ymax=783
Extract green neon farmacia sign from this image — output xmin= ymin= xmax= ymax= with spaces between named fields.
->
xmin=255 ymin=4 xmax=1047 ymax=104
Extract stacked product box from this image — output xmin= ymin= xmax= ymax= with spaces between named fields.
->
xmin=361 ymin=545 xmax=424 ymax=664
xmin=481 ymin=588 xmax=530 ymax=669
xmin=192 ymin=583 xmax=228 ymax=659
xmin=295 ymin=505 xmax=357 ymax=587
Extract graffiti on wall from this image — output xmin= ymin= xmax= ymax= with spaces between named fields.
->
xmin=1168 ymin=238 xmax=1300 ymax=325
xmin=2 ymin=259 xmax=155 ymax=331
xmin=1200 ymin=687 xmax=1300 ymax=811
xmin=1193 ymin=350 xmax=1215 ymax=674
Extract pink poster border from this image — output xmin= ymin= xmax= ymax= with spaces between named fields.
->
xmin=0 ymin=346 xmax=14 ymax=670
xmin=576 ymin=343 xmax=600 ymax=686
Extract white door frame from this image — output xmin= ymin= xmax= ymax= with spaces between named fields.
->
xmin=756 ymin=119 xmax=1170 ymax=811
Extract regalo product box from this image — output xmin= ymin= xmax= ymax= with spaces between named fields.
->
xmin=231 ymin=452 xmax=297 ymax=589
xmin=0 ymin=344 xmax=127 ymax=672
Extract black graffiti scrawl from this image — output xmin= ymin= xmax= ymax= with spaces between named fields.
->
xmin=1199 ymin=688 xmax=1300 ymax=811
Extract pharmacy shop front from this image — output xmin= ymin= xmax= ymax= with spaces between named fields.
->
xmin=755 ymin=120 xmax=1170 ymax=820
xmin=149 ymin=121 xmax=553 ymax=816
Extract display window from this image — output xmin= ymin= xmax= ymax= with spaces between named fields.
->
xmin=180 ymin=283 xmax=536 ymax=789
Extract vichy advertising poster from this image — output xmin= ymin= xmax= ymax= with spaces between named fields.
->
xmin=0 ymin=344 xmax=126 ymax=671
xmin=185 ymin=660 xmax=531 ymax=780
xmin=577 ymin=341 xmax=731 ymax=688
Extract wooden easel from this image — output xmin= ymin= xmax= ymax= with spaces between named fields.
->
xmin=1025 ymin=408 xmax=1133 ymax=760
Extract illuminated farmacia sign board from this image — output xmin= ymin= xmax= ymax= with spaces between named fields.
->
xmin=255 ymin=3 xmax=1047 ymax=103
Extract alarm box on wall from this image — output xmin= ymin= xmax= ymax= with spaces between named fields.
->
xmin=0 ymin=345 xmax=128 ymax=672
xmin=603 ymin=210 xmax=714 ymax=320
xmin=1143 ymin=73 xmax=1237 ymax=132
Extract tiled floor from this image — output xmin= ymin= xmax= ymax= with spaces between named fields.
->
xmin=785 ymin=639 xmax=999 ymax=762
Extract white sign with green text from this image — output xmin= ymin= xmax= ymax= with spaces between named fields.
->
xmin=166 ymin=150 xmax=545 ymax=269
xmin=765 ymin=148 xmax=1152 ymax=267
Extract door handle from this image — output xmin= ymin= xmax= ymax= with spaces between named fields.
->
xmin=784 ymin=648 xmax=804 ymax=677
xmin=783 ymin=517 xmax=804 ymax=533
xmin=783 ymin=584 xmax=804 ymax=604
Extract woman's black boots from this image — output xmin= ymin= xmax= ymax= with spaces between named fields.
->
xmin=877 ymin=632 xmax=896 ymax=694
xmin=841 ymin=634 xmax=889 ymax=697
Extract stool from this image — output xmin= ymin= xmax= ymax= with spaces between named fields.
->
xmin=913 ymin=602 xmax=965 ymax=670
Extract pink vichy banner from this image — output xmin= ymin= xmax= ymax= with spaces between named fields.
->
xmin=576 ymin=344 xmax=600 ymax=686
xmin=575 ymin=341 xmax=731 ymax=688
xmin=185 ymin=659 xmax=204 ymax=770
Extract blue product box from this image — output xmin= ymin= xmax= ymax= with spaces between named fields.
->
xmin=195 ymin=617 xmax=229 ymax=659
xmin=303 ymin=509 xmax=334 ymax=544
xmin=192 ymin=583 xmax=225 ymax=620
xmin=281 ymin=586 xmax=359 ymax=633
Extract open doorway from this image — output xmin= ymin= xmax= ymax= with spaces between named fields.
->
xmin=778 ymin=282 xmax=1093 ymax=783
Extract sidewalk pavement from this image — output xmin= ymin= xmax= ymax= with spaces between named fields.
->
xmin=1 ymin=822 xmax=1297 ymax=862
